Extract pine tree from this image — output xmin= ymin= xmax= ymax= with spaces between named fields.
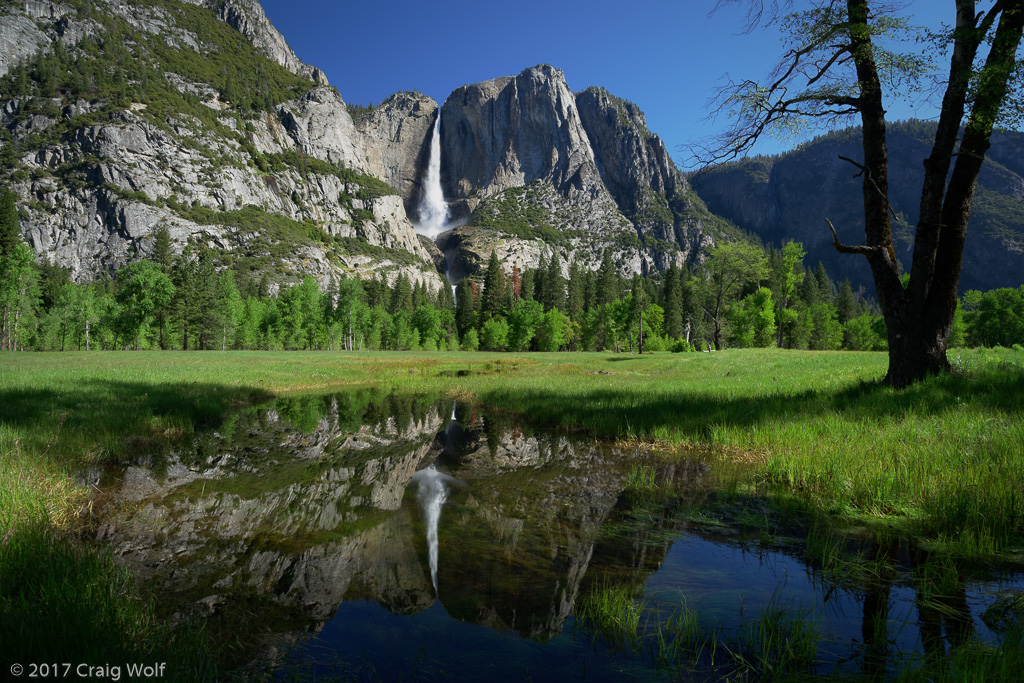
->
xmin=520 ymin=270 xmax=535 ymax=302
xmin=583 ymin=268 xmax=596 ymax=313
xmin=544 ymin=253 xmax=564 ymax=312
xmin=534 ymin=253 xmax=548 ymax=309
xmin=836 ymin=279 xmax=859 ymax=324
xmin=455 ymin=279 xmax=475 ymax=339
xmin=0 ymin=190 xmax=20 ymax=257
xmin=662 ymin=262 xmax=683 ymax=339
xmin=390 ymin=274 xmax=413 ymax=313
xmin=597 ymin=249 xmax=618 ymax=305
xmin=436 ymin=280 xmax=455 ymax=311
xmin=481 ymin=251 xmax=507 ymax=320
xmin=566 ymin=260 xmax=584 ymax=322
xmin=152 ymin=224 xmax=173 ymax=274
xmin=814 ymin=262 xmax=835 ymax=304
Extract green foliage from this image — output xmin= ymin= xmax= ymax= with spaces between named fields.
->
xmin=965 ymin=286 xmax=1024 ymax=348
xmin=460 ymin=327 xmax=479 ymax=351
xmin=844 ymin=314 xmax=886 ymax=351
xmin=480 ymin=317 xmax=509 ymax=351
xmin=114 ymin=260 xmax=175 ymax=349
xmin=0 ymin=189 xmax=20 ymax=256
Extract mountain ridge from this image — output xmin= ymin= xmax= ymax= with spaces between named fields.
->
xmin=0 ymin=1 xmax=1021 ymax=296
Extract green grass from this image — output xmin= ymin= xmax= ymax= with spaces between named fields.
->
xmin=576 ymin=583 xmax=819 ymax=679
xmin=1 ymin=347 xmax=1022 ymax=674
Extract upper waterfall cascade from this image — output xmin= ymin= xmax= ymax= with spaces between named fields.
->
xmin=415 ymin=115 xmax=449 ymax=239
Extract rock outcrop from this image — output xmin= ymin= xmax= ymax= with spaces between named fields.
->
xmin=355 ymin=91 xmax=438 ymax=218
xmin=441 ymin=65 xmax=605 ymax=203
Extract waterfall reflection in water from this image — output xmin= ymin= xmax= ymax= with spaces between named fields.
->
xmin=85 ymin=391 xmax=1023 ymax=680
xmin=411 ymin=466 xmax=460 ymax=596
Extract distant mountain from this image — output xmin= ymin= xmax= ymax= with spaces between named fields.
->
xmin=690 ymin=122 xmax=1024 ymax=293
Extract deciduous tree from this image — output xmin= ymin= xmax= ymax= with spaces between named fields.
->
xmin=704 ymin=0 xmax=1024 ymax=385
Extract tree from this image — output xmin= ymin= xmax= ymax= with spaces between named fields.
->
xmin=0 ymin=190 xmax=20 ymax=257
xmin=698 ymin=241 xmax=769 ymax=350
xmin=481 ymin=251 xmax=507 ymax=320
xmin=705 ymin=0 xmax=1024 ymax=385
xmin=213 ymin=270 xmax=243 ymax=351
xmin=507 ymin=298 xmax=544 ymax=350
xmin=455 ymin=279 xmax=477 ymax=339
xmin=172 ymin=246 xmax=217 ymax=350
xmin=543 ymin=253 xmax=565 ymax=312
xmin=479 ymin=317 xmax=509 ymax=351
xmin=0 ymin=243 xmax=39 ymax=351
xmin=565 ymin=260 xmax=585 ymax=322
xmin=597 ymin=249 xmax=618 ymax=305
xmin=390 ymin=274 xmax=413 ymax=314
xmin=769 ymin=241 xmax=806 ymax=346
xmin=662 ymin=262 xmax=685 ymax=340
xmin=152 ymin=224 xmax=173 ymax=274
xmin=115 ymin=260 xmax=174 ymax=349
xmin=536 ymin=308 xmax=571 ymax=351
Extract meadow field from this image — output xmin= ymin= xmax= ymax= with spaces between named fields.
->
xmin=1 ymin=348 xmax=1022 ymax=678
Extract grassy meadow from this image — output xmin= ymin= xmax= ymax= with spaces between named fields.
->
xmin=2 ymin=347 xmax=1023 ymax=677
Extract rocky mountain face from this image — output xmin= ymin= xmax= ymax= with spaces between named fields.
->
xmin=5 ymin=1 xmax=1020 ymax=295
xmin=2 ymin=0 xmax=732 ymax=294
xmin=0 ymin=0 xmax=445 ymax=290
xmin=435 ymin=65 xmax=732 ymax=281
xmin=691 ymin=123 xmax=1024 ymax=293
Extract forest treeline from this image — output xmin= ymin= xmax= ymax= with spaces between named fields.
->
xmin=1 ymin=192 xmax=1021 ymax=353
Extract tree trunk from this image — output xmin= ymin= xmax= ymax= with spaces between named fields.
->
xmin=836 ymin=0 xmax=1024 ymax=387
xmin=638 ymin=308 xmax=644 ymax=355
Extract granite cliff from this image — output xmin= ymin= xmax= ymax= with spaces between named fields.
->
xmin=435 ymin=65 xmax=734 ymax=281
xmin=0 ymin=0 xmax=445 ymax=290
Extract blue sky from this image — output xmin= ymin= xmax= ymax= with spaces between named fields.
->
xmin=258 ymin=0 xmax=953 ymax=169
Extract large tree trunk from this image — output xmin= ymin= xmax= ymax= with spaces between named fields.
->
xmin=837 ymin=0 xmax=1024 ymax=387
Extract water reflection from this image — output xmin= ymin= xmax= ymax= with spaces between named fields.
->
xmin=89 ymin=391 xmax=1023 ymax=679
xmin=411 ymin=466 xmax=460 ymax=595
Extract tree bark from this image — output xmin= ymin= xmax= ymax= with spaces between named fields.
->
xmin=836 ymin=0 xmax=1024 ymax=387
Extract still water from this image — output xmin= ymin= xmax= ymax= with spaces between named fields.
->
xmin=91 ymin=392 xmax=1022 ymax=680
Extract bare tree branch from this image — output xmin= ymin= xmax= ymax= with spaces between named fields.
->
xmin=825 ymin=218 xmax=882 ymax=256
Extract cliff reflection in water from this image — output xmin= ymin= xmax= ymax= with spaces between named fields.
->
xmin=94 ymin=392 xmax=674 ymax=657
xmin=92 ymin=391 xmax=1021 ymax=679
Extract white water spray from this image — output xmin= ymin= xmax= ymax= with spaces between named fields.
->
xmin=415 ymin=116 xmax=449 ymax=238
xmin=413 ymin=113 xmax=458 ymax=302
xmin=412 ymin=466 xmax=451 ymax=595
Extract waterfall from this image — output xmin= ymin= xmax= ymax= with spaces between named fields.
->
xmin=413 ymin=113 xmax=458 ymax=303
xmin=413 ymin=466 xmax=450 ymax=596
xmin=415 ymin=115 xmax=449 ymax=239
